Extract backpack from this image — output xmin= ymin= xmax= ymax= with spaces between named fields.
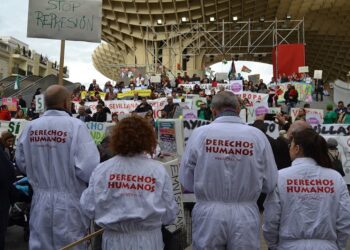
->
xmin=329 ymin=152 xmax=345 ymax=176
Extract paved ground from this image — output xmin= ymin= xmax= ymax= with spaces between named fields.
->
xmin=5 ymin=226 xmax=28 ymax=250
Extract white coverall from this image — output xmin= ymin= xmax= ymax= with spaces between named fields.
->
xmin=263 ymin=157 xmax=350 ymax=250
xmin=80 ymin=154 xmax=178 ymax=250
xmin=180 ymin=116 xmax=278 ymax=250
xmin=16 ymin=110 xmax=100 ymax=250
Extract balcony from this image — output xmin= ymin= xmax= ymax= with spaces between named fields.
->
xmin=12 ymin=67 xmax=26 ymax=76
xmin=12 ymin=48 xmax=34 ymax=61
xmin=12 ymin=53 xmax=27 ymax=62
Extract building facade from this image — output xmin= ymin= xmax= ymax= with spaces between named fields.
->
xmin=92 ymin=0 xmax=350 ymax=82
xmin=0 ymin=37 xmax=68 ymax=80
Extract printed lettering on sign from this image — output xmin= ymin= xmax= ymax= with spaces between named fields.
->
xmin=108 ymin=174 xmax=156 ymax=192
xmin=205 ymin=138 xmax=254 ymax=156
xmin=27 ymin=0 xmax=102 ymax=43
xmin=163 ymin=159 xmax=185 ymax=233
xmin=286 ymin=179 xmax=335 ymax=193
xmin=29 ymin=130 xmax=68 ymax=143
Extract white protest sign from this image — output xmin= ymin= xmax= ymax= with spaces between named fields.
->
xmin=183 ymin=109 xmax=198 ymax=119
xmin=85 ymin=122 xmax=114 ymax=144
xmin=311 ymin=124 xmax=350 ymax=136
xmin=158 ymin=119 xmax=184 ymax=156
xmin=229 ymin=80 xmax=243 ymax=94
xmin=75 ymin=98 xmax=167 ymax=119
xmin=27 ymin=0 xmax=102 ymax=42
xmin=183 ymin=119 xmax=211 ymax=145
xmin=0 ymin=119 xmax=113 ymax=146
xmin=306 ymin=112 xmax=322 ymax=125
xmin=179 ymin=101 xmax=192 ymax=110
xmin=253 ymin=102 xmax=269 ymax=119
xmin=314 ymin=70 xmax=323 ymax=79
xmin=191 ymin=96 xmax=207 ymax=110
xmin=248 ymin=74 xmax=260 ymax=85
xmin=291 ymin=108 xmax=324 ymax=123
xmin=239 ymin=109 xmax=247 ymax=123
xmin=215 ymin=72 xmax=228 ymax=81
xmin=238 ymin=92 xmax=269 ymax=106
xmin=254 ymin=121 xmax=280 ymax=139
xmin=298 ymin=66 xmax=309 ymax=73
xmin=0 ymin=119 xmax=29 ymax=145
xmin=35 ymin=94 xmax=45 ymax=113
xmin=178 ymin=84 xmax=195 ymax=91
xmin=150 ymin=75 xmax=161 ymax=83
xmin=162 ymin=158 xmax=185 ymax=233
xmin=246 ymin=107 xmax=280 ymax=123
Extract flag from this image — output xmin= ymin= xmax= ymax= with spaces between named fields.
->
xmin=241 ymin=65 xmax=252 ymax=73
xmin=228 ymin=61 xmax=236 ymax=79
xmin=14 ymin=75 xmax=20 ymax=90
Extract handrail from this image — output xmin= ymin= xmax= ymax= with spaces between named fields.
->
xmin=60 ymin=228 xmax=104 ymax=250
xmin=0 ymin=76 xmax=17 ymax=88
xmin=10 ymin=75 xmax=52 ymax=97
xmin=2 ymin=76 xmax=27 ymax=90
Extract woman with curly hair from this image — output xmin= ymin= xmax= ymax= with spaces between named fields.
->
xmin=80 ymin=116 xmax=177 ymax=250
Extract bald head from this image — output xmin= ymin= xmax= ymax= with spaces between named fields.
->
xmin=287 ymin=120 xmax=311 ymax=139
xmin=44 ymin=85 xmax=70 ymax=110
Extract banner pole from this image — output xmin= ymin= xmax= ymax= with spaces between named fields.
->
xmin=60 ymin=228 xmax=104 ymax=250
xmin=58 ymin=40 xmax=65 ymax=85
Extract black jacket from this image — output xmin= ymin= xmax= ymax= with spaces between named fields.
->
xmin=76 ymin=115 xmax=92 ymax=122
xmin=163 ymin=103 xmax=179 ymax=118
xmin=0 ymin=147 xmax=15 ymax=212
xmin=197 ymin=108 xmax=212 ymax=121
xmin=274 ymin=136 xmax=292 ymax=169
xmin=92 ymin=111 xmax=107 ymax=122
xmin=135 ymin=103 xmax=153 ymax=113
xmin=18 ymin=99 xmax=27 ymax=108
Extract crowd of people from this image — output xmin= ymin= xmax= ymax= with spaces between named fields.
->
xmin=0 ymin=71 xmax=350 ymax=250
xmin=0 ymin=71 xmax=349 ymax=127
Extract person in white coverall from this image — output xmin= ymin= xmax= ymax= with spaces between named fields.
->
xmin=180 ymin=91 xmax=278 ymax=250
xmin=263 ymin=128 xmax=350 ymax=250
xmin=16 ymin=85 xmax=100 ymax=250
xmin=80 ymin=116 xmax=177 ymax=250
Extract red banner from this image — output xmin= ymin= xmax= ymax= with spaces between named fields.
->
xmin=272 ymin=43 xmax=305 ymax=78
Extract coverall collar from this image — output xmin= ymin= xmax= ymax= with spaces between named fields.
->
xmin=292 ymin=157 xmax=318 ymax=167
xmin=43 ymin=109 xmax=71 ymax=117
xmin=212 ymin=115 xmax=245 ymax=124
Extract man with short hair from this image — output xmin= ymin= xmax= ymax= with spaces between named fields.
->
xmin=335 ymin=101 xmax=347 ymax=115
xmin=88 ymin=79 xmax=97 ymax=91
xmin=135 ymin=73 xmax=144 ymax=86
xmin=163 ymin=96 xmax=179 ymax=118
xmin=197 ymin=101 xmax=212 ymax=121
xmin=92 ymin=104 xmax=107 ymax=122
xmin=76 ymin=106 xmax=92 ymax=122
xmin=16 ymin=85 xmax=100 ymax=250
xmin=135 ymin=97 xmax=153 ymax=113
xmin=18 ymin=94 xmax=27 ymax=108
xmin=180 ymin=91 xmax=278 ymax=249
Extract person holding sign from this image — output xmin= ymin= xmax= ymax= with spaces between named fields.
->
xmin=180 ymin=91 xmax=278 ymax=249
xmin=80 ymin=116 xmax=177 ymax=250
xmin=263 ymin=128 xmax=350 ymax=250
xmin=16 ymin=85 xmax=100 ymax=250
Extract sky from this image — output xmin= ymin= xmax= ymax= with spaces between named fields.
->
xmin=210 ymin=60 xmax=273 ymax=83
xmin=0 ymin=0 xmax=110 ymax=85
xmin=0 ymin=1 xmax=272 ymax=86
